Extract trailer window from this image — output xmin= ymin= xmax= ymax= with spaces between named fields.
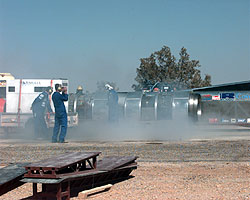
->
xmin=0 ymin=87 xmax=6 ymax=98
xmin=8 ymin=86 xmax=15 ymax=92
xmin=62 ymin=83 xmax=68 ymax=86
xmin=34 ymin=87 xmax=47 ymax=92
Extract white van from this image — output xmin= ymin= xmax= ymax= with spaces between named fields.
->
xmin=1 ymin=79 xmax=78 ymax=130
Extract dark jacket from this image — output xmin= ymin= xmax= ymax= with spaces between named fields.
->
xmin=32 ymin=91 xmax=52 ymax=114
xmin=52 ymin=92 xmax=68 ymax=117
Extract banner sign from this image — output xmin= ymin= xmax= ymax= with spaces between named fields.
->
xmin=220 ymin=93 xmax=235 ymax=100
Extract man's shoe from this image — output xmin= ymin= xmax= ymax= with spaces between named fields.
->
xmin=59 ymin=140 xmax=68 ymax=143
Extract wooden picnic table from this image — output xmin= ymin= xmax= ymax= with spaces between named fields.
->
xmin=24 ymin=152 xmax=101 ymax=179
xmin=21 ymin=153 xmax=137 ymax=200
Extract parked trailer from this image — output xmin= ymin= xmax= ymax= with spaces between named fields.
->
xmin=124 ymin=92 xmax=143 ymax=120
xmin=0 ymin=79 xmax=78 ymax=131
xmin=86 ymin=91 xmax=143 ymax=121
xmin=89 ymin=91 xmax=143 ymax=121
xmin=188 ymin=81 xmax=250 ymax=124
xmin=86 ymin=91 xmax=173 ymax=121
xmin=124 ymin=91 xmax=173 ymax=121
xmin=140 ymin=92 xmax=172 ymax=120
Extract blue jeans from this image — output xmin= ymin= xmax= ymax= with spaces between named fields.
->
xmin=52 ymin=114 xmax=67 ymax=142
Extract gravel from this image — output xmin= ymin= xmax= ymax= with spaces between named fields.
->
xmin=0 ymin=139 xmax=249 ymax=199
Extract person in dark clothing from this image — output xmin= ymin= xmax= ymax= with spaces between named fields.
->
xmin=52 ymin=84 xmax=68 ymax=143
xmin=105 ymin=84 xmax=118 ymax=122
xmin=74 ymin=85 xmax=90 ymax=120
xmin=76 ymin=85 xmax=83 ymax=95
xmin=31 ymin=86 xmax=53 ymax=139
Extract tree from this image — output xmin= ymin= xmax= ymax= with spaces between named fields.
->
xmin=133 ymin=46 xmax=211 ymax=90
xmin=201 ymin=74 xmax=211 ymax=87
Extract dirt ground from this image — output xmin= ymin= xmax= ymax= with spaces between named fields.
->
xmin=0 ymin=129 xmax=250 ymax=200
xmin=0 ymin=162 xmax=249 ymax=200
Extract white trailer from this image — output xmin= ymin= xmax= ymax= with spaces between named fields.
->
xmin=0 ymin=79 xmax=78 ymax=130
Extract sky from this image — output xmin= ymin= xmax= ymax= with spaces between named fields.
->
xmin=0 ymin=0 xmax=249 ymax=92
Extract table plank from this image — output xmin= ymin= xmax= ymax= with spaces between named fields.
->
xmin=97 ymin=156 xmax=137 ymax=171
xmin=0 ymin=163 xmax=29 ymax=185
xmin=25 ymin=152 xmax=101 ymax=169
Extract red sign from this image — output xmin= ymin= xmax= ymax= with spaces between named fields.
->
xmin=209 ymin=118 xmax=218 ymax=123
xmin=212 ymin=95 xmax=220 ymax=100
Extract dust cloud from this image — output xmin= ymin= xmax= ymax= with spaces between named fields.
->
xmin=1 ymin=105 xmax=248 ymax=142
xmin=67 ymin=109 xmax=207 ymax=142
xmin=0 ymin=108 xmax=196 ymax=142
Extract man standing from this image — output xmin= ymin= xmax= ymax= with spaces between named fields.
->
xmin=52 ymin=84 xmax=68 ymax=143
xmin=105 ymin=84 xmax=118 ymax=122
xmin=31 ymin=86 xmax=53 ymax=139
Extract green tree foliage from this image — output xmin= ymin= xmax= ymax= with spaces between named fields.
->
xmin=133 ymin=46 xmax=211 ymax=90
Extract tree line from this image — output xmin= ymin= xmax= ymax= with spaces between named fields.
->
xmin=132 ymin=46 xmax=211 ymax=90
